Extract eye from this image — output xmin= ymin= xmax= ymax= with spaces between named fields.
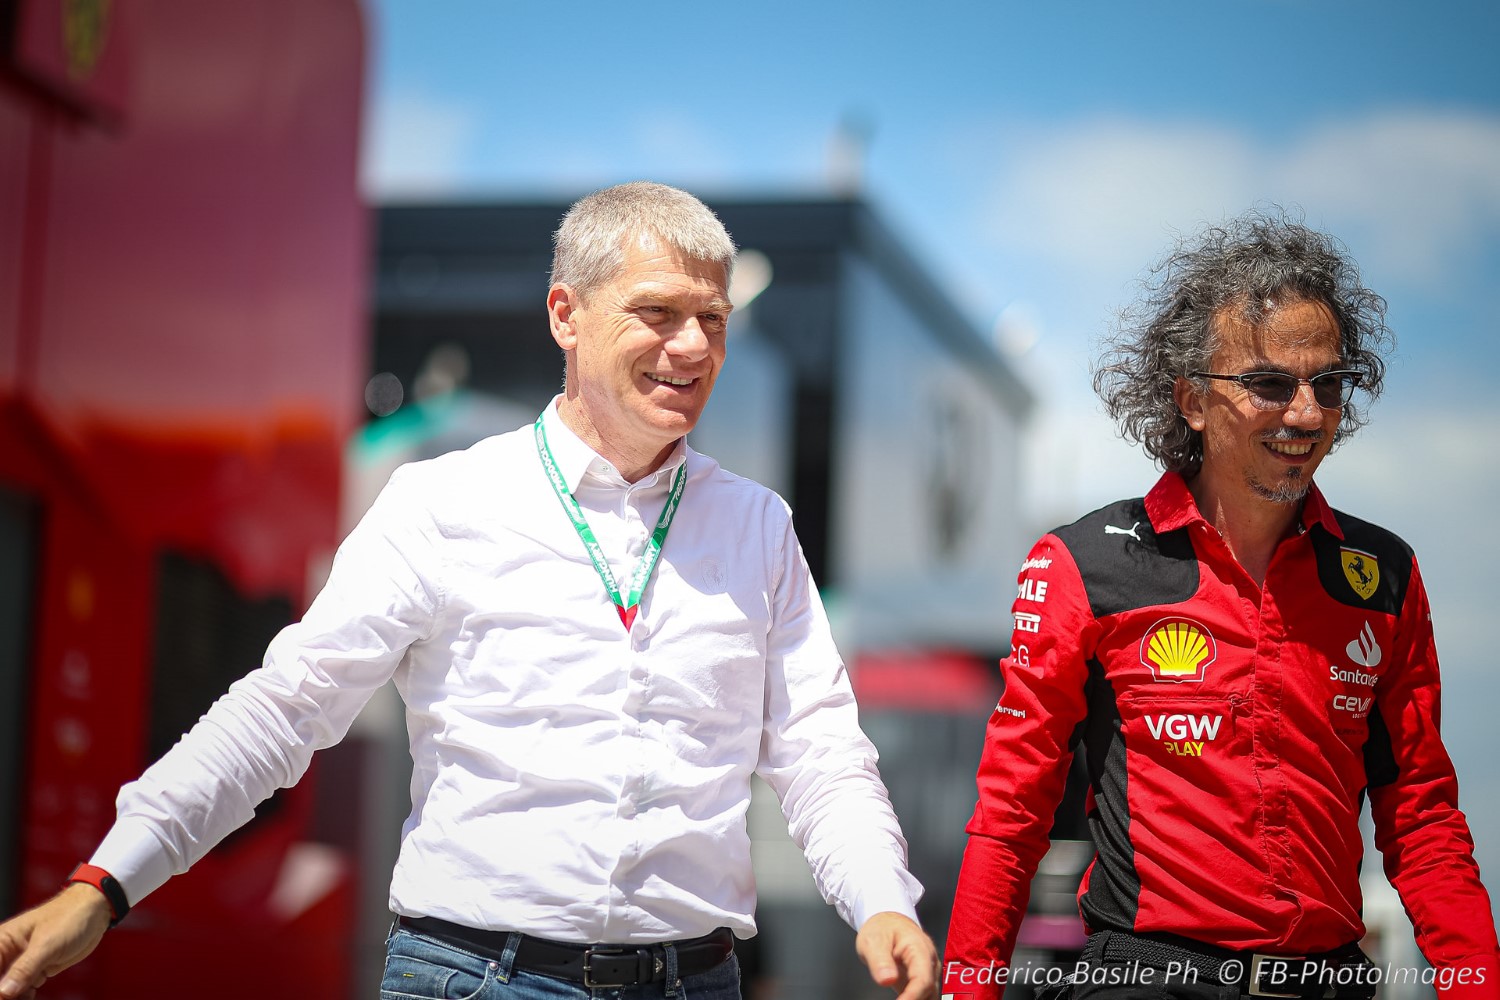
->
xmin=1242 ymin=374 xmax=1296 ymax=400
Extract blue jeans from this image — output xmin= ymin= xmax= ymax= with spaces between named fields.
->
xmin=380 ymin=925 xmax=743 ymax=1000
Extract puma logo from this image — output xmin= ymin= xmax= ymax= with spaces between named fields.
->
xmin=1105 ymin=521 xmax=1142 ymax=542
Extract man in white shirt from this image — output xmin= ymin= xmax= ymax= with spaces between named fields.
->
xmin=0 ymin=181 xmax=938 ymax=1000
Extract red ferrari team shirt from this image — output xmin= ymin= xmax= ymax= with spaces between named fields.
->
xmin=945 ymin=472 xmax=1498 ymax=1000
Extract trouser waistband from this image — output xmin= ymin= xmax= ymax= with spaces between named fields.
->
xmin=395 ymin=915 xmax=734 ymax=989
xmin=1090 ymin=929 xmax=1374 ymax=999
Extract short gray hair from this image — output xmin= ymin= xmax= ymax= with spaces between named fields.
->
xmin=551 ymin=181 xmax=736 ymax=298
xmin=1093 ymin=208 xmax=1393 ymax=473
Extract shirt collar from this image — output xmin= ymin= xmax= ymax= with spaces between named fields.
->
xmin=539 ymin=396 xmax=687 ymax=493
xmin=1144 ymin=470 xmax=1344 ymax=540
xmin=1143 ymin=471 xmax=1203 ymax=533
xmin=1299 ymin=481 xmax=1343 ymax=539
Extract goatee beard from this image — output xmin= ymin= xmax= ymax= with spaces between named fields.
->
xmin=1250 ymin=467 xmax=1310 ymax=505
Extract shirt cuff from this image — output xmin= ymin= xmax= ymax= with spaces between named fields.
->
xmin=89 ymin=818 xmax=179 ymax=908
xmin=848 ymin=867 xmax=924 ymax=930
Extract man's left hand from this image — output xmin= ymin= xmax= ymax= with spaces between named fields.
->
xmin=856 ymin=911 xmax=938 ymax=1000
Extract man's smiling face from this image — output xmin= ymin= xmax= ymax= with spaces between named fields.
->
xmin=550 ymin=232 xmax=732 ymax=477
xmin=1178 ymin=297 xmax=1346 ymax=506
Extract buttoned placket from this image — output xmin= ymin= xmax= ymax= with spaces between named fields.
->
xmin=583 ymin=462 xmax=671 ymax=619
xmin=579 ymin=461 xmax=675 ymax=934
xmin=623 ymin=478 xmax=651 ymax=652
xmin=619 ymin=475 xmax=653 ymax=584
xmin=1190 ymin=515 xmax=1310 ymax=897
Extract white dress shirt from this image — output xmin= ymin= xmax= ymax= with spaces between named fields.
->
xmin=92 ymin=399 xmax=921 ymax=942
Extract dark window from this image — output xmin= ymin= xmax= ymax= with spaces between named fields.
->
xmin=148 ymin=552 xmax=295 ymax=831
xmin=0 ymin=487 xmax=39 ymax=915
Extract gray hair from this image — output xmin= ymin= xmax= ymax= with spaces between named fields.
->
xmin=1092 ymin=208 xmax=1393 ymax=474
xmin=551 ymin=181 xmax=736 ymax=298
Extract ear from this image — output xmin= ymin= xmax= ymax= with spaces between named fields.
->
xmin=1174 ymin=376 xmax=1207 ymax=432
xmin=547 ymin=284 xmax=580 ymax=351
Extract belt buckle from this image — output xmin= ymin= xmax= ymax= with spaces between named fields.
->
xmin=1248 ymin=953 xmax=1303 ymax=999
xmin=582 ymin=945 xmax=638 ymax=989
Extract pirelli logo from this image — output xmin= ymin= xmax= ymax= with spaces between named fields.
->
xmin=1140 ymin=617 xmax=1216 ymax=683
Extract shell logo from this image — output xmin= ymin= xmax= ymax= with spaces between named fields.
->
xmin=1139 ymin=617 xmax=1216 ymax=683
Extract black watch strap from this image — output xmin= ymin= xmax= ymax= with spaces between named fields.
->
xmin=67 ymin=863 xmax=130 ymax=927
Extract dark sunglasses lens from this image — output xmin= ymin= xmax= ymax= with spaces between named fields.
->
xmin=1243 ymin=375 xmax=1298 ymax=406
xmin=1311 ymin=373 xmax=1353 ymax=407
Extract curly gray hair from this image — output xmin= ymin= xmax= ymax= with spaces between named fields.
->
xmin=1092 ymin=209 xmax=1393 ymax=474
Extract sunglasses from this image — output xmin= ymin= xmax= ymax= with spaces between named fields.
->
xmin=1190 ymin=370 xmax=1362 ymax=410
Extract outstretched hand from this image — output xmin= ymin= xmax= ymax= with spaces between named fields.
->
xmin=856 ymin=911 xmax=939 ymax=1000
xmin=0 ymin=884 xmax=112 ymax=999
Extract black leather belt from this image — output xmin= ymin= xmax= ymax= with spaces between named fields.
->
xmin=1094 ymin=930 xmax=1374 ymax=999
xmin=397 ymin=915 xmax=734 ymax=988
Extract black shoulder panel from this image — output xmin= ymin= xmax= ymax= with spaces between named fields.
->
xmin=1052 ymin=498 xmax=1199 ymax=619
xmin=1363 ymin=702 xmax=1398 ymax=789
xmin=1310 ymin=510 xmax=1414 ymax=615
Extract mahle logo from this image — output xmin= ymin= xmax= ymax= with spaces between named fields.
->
xmin=1140 ymin=617 xmax=1216 ymax=683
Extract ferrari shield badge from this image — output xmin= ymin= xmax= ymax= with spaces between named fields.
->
xmin=1341 ymin=547 xmax=1380 ymax=601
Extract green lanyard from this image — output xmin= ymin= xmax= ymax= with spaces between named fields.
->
xmin=534 ymin=416 xmax=687 ymax=631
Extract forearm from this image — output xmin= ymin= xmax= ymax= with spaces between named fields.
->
xmin=943 ymin=833 xmax=1034 ymax=1000
xmin=767 ymin=746 xmax=922 ymax=929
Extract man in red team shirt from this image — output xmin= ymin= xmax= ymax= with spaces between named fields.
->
xmin=944 ymin=212 xmax=1498 ymax=1000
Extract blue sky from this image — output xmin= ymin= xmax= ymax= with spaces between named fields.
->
xmin=364 ymin=1 xmax=1500 ymax=384
xmin=362 ymin=0 xmax=1500 ymax=913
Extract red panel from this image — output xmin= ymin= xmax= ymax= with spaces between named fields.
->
xmin=20 ymin=0 xmax=367 ymax=593
xmin=15 ymin=491 xmax=153 ymax=911
xmin=11 ymin=0 xmax=132 ymax=123
xmin=852 ymin=649 xmax=1002 ymax=714
xmin=0 ymin=0 xmax=368 ymax=995
xmin=0 ymin=94 xmax=30 ymax=394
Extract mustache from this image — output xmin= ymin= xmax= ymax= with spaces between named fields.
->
xmin=1262 ymin=429 xmax=1324 ymax=443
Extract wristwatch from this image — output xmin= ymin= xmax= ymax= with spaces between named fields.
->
xmin=67 ymin=864 xmax=130 ymax=927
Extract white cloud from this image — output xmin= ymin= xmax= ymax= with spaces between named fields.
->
xmin=973 ymin=109 xmax=1500 ymax=295
xmin=1276 ymin=111 xmax=1500 ymax=288
xmin=361 ymin=89 xmax=484 ymax=198
xmin=982 ymin=119 xmax=1259 ymax=283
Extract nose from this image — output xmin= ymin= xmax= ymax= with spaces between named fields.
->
xmin=666 ymin=316 xmax=710 ymax=361
xmin=1282 ymin=382 xmax=1325 ymax=428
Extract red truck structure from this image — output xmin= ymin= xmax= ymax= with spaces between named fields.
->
xmin=1 ymin=1 xmax=367 ymax=994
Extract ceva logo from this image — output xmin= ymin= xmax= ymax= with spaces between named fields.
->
xmin=1332 ymin=695 xmax=1373 ymax=719
xmin=1139 ymin=617 xmax=1217 ymax=683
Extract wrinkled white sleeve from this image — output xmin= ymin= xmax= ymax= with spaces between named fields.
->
xmin=90 ymin=465 xmax=444 ymax=906
xmin=755 ymin=506 xmax=923 ymax=931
